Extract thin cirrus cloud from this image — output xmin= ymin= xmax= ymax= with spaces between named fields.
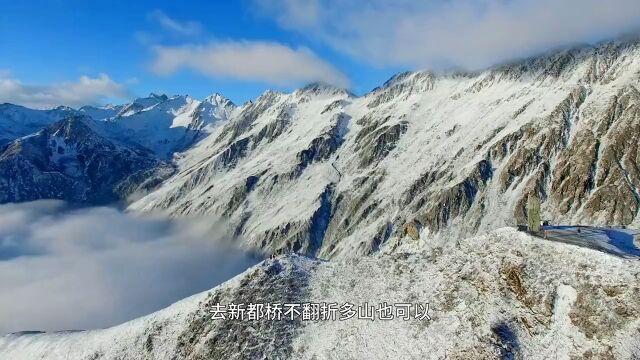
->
xmin=254 ymin=0 xmax=640 ymax=70
xmin=150 ymin=41 xmax=350 ymax=88
xmin=147 ymin=9 xmax=203 ymax=37
xmin=0 ymin=73 xmax=129 ymax=109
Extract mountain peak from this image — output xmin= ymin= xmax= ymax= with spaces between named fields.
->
xmin=296 ymin=82 xmax=353 ymax=97
xmin=204 ymin=93 xmax=236 ymax=108
xmin=380 ymin=71 xmax=436 ymax=89
xmin=148 ymin=93 xmax=169 ymax=101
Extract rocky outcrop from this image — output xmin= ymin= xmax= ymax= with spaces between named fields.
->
xmin=291 ymin=113 xmax=349 ymax=178
xmin=222 ymin=175 xmax=261 ymax=217
xmin=215 ymin=137 xmax=251 ymax=170
xmin=252 ymin=105 xmax=294 ymax=147
xmin=367 ymin=71 xmax=436 ymax=108
xmin=414 ymin=160 xmax=493 ymax=233
xmin=579 ymin=86 xmax=640 ymax=224
xmin=319 ymin=172 xmax=386 ymax=257
xmin=354 ymin=119 xmax=409 ymax=168
xmin=244 ymin=184 xmax=335 ymax=256
xmin=215 ymin=91 xmax=282 ymax=146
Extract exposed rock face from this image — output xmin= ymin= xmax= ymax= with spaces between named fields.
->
xmin=0 ymin=116 xmax=162 ymax=204
xmin=354 ymin=119 xmax=408 ymax=168
xmin=402 ymin=220 xmax=422 ymax=240
xmin=291 ymin=113 xmax=349 ymax=178
xmin=173 ymin=256 xmax=315 ymax=359
xmin=130 ymin=38 xmax=640 ymax=258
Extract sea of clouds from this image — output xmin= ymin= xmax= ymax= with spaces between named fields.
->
xmin=0 ymin=200 xmax=260 ymax=335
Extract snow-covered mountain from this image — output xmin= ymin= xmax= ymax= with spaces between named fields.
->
xmin=104 ymin=93 xmax=236 ymax=158
xmin=129 ymin=38 xmax=640 ymax=258
xmin=2 ymin=37 xmax=640 ymax=256
xmin=2 ymin=92 xmax=236 ymax=158
xmin=2 ymin=228 xmax=638 ymax=359
xmin=0 ymin=104 xmax=78 ymax=146
xmin=0 ymin=115 xmax=166 ymax=204
xmin=3 ymin=36 xmax=640 ymax=359
xmin=78 ymin=104 xmax=125 ymax=121
xmin=0 ymin=93 xmax=235 ymax=203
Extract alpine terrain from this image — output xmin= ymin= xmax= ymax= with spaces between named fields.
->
xmin=1 ymin=37 xmax=640 ymax=359
xmin=1 ymin=229 xmax=639 ymax=359
xmin=127 ymin=37 xmax=640 ymax=258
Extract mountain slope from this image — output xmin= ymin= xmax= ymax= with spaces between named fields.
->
xmin=0 ymin=115 xmax=165 ymax=204
xmin=1 ymin=93 xmax=236 ymax=160
xmin=105 ymin=93 xmax=236 ymax=158
xmin=2 ymin=38 xmax=639 ymax=256
xmin=0 ymin=93 xmax=237 ymax=204
xmin=0 ymin=104 xmax=79 ymax=146
xmin=1 ymin=229 xmax=638 ymax=359
xmin=130 ymin=38 xmax=640 ymax=258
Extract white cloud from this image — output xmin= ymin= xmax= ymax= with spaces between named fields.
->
xmin=0 ymin=201 xmax=259 ymax=334
xmin=254 ymin=0 xmax=640 ymax=70
xmin=150 ymin=41 xmax=350 ymax=87
xmin=148 ymin=9 xmax=203 ymax=37
xmin=0 ymin=74 xmax=129 ymax=109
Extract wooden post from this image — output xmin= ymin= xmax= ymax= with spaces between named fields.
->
xmin=527 ymin=194 xmax=540 ymax=235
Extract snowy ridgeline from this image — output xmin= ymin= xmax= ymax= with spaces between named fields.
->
xmin=2 ymin=38 xmax=640 ymax=359
xmin=1 ymin=228 xmax=639 ymax=359
xmin=1 ymin=92 xmax=236 ymax=159
xmin=0 ymin=93 xmax=236 ymax=204
xmin=4 ymin=38 xmax=640 ymax=258
xmin=126 ymin=37 xmax=640 ymax=259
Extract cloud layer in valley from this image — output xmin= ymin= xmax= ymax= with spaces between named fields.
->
xmin=0 ymin=74 xmax=129 ymax=109
xmin=254 ymin=0 xmax=640 ymax=70
xmin=0 ymin=201 xmax=260 ymax=335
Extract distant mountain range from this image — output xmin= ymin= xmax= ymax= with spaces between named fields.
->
xmin=0 ymin=92 xmax=235 ymax=203
xmin=2 ymin=37 xmax=640 ymax=257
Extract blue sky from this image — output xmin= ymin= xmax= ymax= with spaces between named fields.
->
xmin=0 ymin=0 xmax=401 ymax=106
xmin=1 ymin=0 xmax=639 ymax=108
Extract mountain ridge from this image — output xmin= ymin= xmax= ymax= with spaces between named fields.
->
xmin=1 ymin=37 xmax=640 ymax=257
xmin=0 ymin=115 xmax=164 ymax=204
xmin=2 ymin=228 xmax=638 ymax=359
xmin=2 ymin=36 xmax=640 ymax=359
xmin=126 ymin=36 xmax=640 ymax=258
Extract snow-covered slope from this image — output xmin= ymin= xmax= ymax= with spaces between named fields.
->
xmin=3 ymin=38 xmax=640 ymax=257
xmin=0 ymin=93 xmax=236 ymax=204
xmin=0 ymin=104 xmax=79 ymax=146
xmin=106 ymin=93 xmax=236 ymax=158
xmin=0 ymin=115 xmax=166 ymax=204
xmin=2 ymin=228 xmax=638 ymax=359
xmin=1 ymin=93 xmax=236 ymax=160
xmin=79 ymin=104 xmax=124 ymax=121
xmin=130 ymin=38 xmax=640 ymax=258
xmin=76 ymin=93 xmax=236 ymax=159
